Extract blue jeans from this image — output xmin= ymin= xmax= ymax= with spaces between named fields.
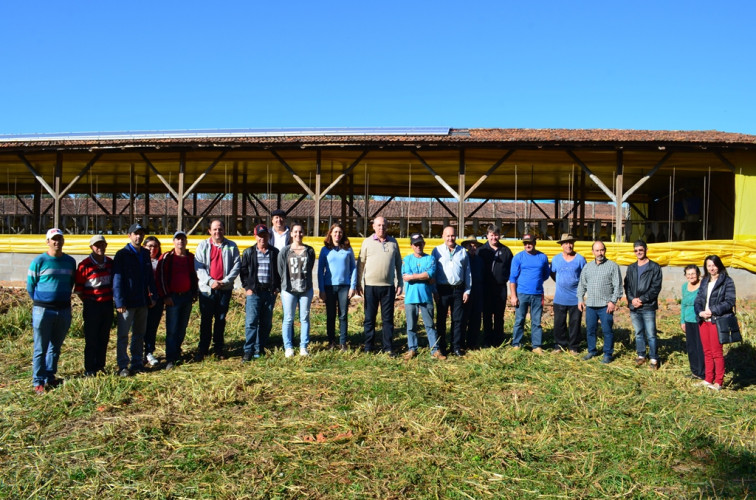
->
xmin=165 ymin=293 xmax=194 ymax=362
xmin=281 ymin=289 xmax=313 ymax=350
xmin=585 ymin=306 xmax=615 ymax=356
xmin=32 ymin=306 xmax=71 ymax=386
xmin=117 ymin=306 xmax=148 ymax=370
xmin=406 ymin=302 xmax=440 ymax=354
xmin=630 ymin=308 xmax=658 ymax=360
xmin=198 ymin=289 xmax=232 ymax=354
xmin=325 ymin=285 xmax=350 ymax=345
xmin=244 ymin=290 xmax=274 ymax=355
xmin=512 ymin=293 xmax=544 ymax=348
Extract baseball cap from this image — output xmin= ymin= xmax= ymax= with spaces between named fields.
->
xmin=46 ymin=228 xmax=64 ymax=240
xmin=173 ymin=231 xmax=187 ymax=239
xmin=255 ymin=224 xmax=269 ymax=236
xmin=271 ymin=209 xmax=286 ymax=218
xmin=410 ymin=233 xmax=425 ymax=245
xmin=89 ymin=234 xmax=106 ymax=246
xmin=127 ymin=223 xmax=146 ymax=234
xmin=522 ymin=234 xmax=536 ymax=243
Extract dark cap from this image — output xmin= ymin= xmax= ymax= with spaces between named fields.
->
xmin=522 ymin=233 xmax=536 ymax=243
xmin=173 ymin=231 xmax=187 ymax=239
xmin=271 ymin=209 xmax=286 ymax=218
xmin=410 ymin=233 xmax=425 ymax=245
xmin=128 ymin=223 xmax=146 ymax=234
xmin=255 ymin=224 xmax=269 ymax=236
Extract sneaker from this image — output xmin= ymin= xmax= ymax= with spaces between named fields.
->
xmin=582 ymin=353 xmax=596 ymax=361
xmin=707 ymin=383 xmax=722 ymax=391
xmin=532 ymin=347 xmax=544 ymax=355
xmin=552 ymin=347 xmax=563 ymax=354
xmin=241 ymin=352 xmax=253 ymax=363
xmin=568 ymin=349 xmax=580 ymax=356
xmin=649 ymin=359 xmax=659 ymax=371
xmin=253 ymin=353 xmax=262 ymax=359
xmin=511 ymin=345 xmax=521 ymax=350
xmin=339 ymin=344 xmax=348 ymax=352
xmin=118 ymin=368 xmax=130 ymax=377
xmin=146 ymin=353 xmax=159 ymax=367
xmin=285 ymin=348 xmax=295 ymax=358
xmin=695 ymin=380 xmax=713 ymax=387
xmin=47 ymin=376 xmax=63 ymax=388
xmin=403 ymin=350 xmax=417 ymax=360
xmin=601 ymin=354 xmax=613 ymax=364
xmin=432 ymin=351 xmax=447 ymax=361
xmin=194 ymin=352 xmax=205 ymax=362
xmin=34 ymin=385 xmax=45 ymax=395
xmin=635 ymin=357 xmax=646 ymax=367
xmin=165 ymin=362 xmax=175 ymax=371
xmin=300 ymin=348 xmax=309 ymax=357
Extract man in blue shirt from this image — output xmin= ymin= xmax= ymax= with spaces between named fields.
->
xmin=402 ymin=233 xmax=445 ymax=360
xmin=509 ymin=234 xmax=550 ymax=352
xmin=432 ymin=226 xmax=472 ymax=357
xmin=27 ymin=228 xmax=76 ymax=394
xmin=550 ymin=233 xmax=587 ymax=354
xmin=113 ymin=223 xmax=158 ymax=376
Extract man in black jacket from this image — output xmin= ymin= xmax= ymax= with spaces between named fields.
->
xmin=240 ymin=224 xmax=281 ymax=360
xmin=624 ymin=240 xmax=663 ymax=370
xmin=477 ymin=225 xmax=513 ymax=347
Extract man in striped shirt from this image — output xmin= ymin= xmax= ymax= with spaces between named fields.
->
xmin=577 ymin=240 xmax=624 ymax=363
xmin=27 ymin=228 xmax=77 ymax=394
xmin=75 ymin=235 xmax=114 ymax=376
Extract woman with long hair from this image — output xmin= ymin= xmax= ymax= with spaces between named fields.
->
xmin=693 ymin=255 xmax=736 ymax=391
xmin=278 ymin=223 xmax=316 ymax=357
xmin=318 ymin=223 xmax=357 ymax=350
xmin=143 ymin=235 xmax=163 ymax=367
xmin=680 ymin=265 xmax=704 ymax=379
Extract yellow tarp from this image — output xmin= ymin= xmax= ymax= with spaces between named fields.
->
xmin=3 ymin=235 xmax=756 ymax=273
xmin=734 ymin=163 xmax=756 ymax=240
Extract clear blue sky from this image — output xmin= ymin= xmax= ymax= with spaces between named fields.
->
xmin=2 ymin=1 xmax=754 ymax=135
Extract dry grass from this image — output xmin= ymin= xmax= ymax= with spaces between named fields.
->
xmin=0 ymin=290 xmax=754 ymax=498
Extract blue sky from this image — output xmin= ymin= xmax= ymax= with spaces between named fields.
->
xmin=1 ymin=1 xmax=754 ymax=135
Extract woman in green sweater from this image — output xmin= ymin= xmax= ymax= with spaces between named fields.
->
xmin=680 ymin=265 xmax=704 ymax=379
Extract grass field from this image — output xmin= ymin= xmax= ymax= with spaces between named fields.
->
xmin=1 ymin=290 xmax=755 ymax=498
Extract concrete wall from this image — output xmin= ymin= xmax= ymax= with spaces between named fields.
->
xmin=4 ymin=253 xmax=756 ymax=299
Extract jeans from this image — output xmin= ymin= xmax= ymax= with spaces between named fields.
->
xmin=244 ymin=290 xmax=274 ymax=355
xmin=363 ymin=285 xmax=395 ymax=352
xmin=144 ymin=296 xmax=164 ymax=356
xmin=116 ymin=306 xmax=148 ymax=370
xmin=483 ymin=282 xmax=507 ymax=347
xmin=699 ymin=321 xmax=725 ymax=385
xmin=585 ymin=305 xmax=615 ymax=356
xmin=325 ymin=285 xmax=350 ymax=345
xmin=684 ymin=321 xmax=705 ymax=379
xmin=512 ymin=293 xmax=544 ymax=348
xmin=82 ymin=299 xmax=113 ymax=373
xmin=32 ymin=305 xmax=71 ymax=386
xmin=281 ymin=289 xmax=313 ymax=350
xmin=165 ymin=293 xmax=194 ymax=362
xmin=630 ymin=308 xmax=658 ymax=360
xmin=435 ymin=285 xmax=465 ymax=353
xmin=553 ymin=303 xmax=582 ymax=351
xmin=198 ymin=289 xmax=232 ymax=355
xmin=406 ymin=302 xmax=440 ymax=354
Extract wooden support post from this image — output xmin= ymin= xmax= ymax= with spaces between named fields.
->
xmin=177 ymin=152 xmax=185 ymax=232
xmin=53 ymin=152 xmax=62 ymax=229
xmin=242 ymin=165 xmax=248 ymax=234
xmin=458 ymin=149 xmax=465 ymax=235
xmin=579 ymin=169 xmax=586 ymax=238
xmin=615 ymin=150 xmax=624 ymax=243
xmin=129 ymin=163 xmax=135 ymax=224
xmin=314 ymin=150 xmax=321 ymax=237
xmin=231 ymin=162 xmax=239 ymax=235
xmin=33 ymin=180 xmax=41 ymax=233
xmin=144 ymin=166 xmax=151 ymax=228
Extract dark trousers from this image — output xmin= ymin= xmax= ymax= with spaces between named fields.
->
xmin=144 ymin=296 xmax=164 ymax=355
xmin=553 ymin=303 xmax=582 ymax=351
xmin=363 ymin=285 xmax=395 ymax=352
xmin=198 ymin=289 xmax=232 ymax=355
xmin=83 ymin=299 xmax=114 ymax=373
xmin=436 ymin=285 xmax=465 ymax=353
xmin=325 ymin=285 xmax=350 ymax=345
xmin=483 ymin=282 xmax=507 ymax=347
xmin=684 ymin=321 xmax=705 ymax=378
xmin=463 ymin=295 xmax=483 ymax=350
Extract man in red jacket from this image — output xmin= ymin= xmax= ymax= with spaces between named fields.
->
xmin=156 ymin=231 xmax=199 ymax=370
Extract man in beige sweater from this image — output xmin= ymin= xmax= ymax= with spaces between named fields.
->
xmin=356 ymin=217 xmax=403 ymax=355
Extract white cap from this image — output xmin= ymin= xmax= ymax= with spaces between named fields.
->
xmin=46 ymin=228 xmax=64 ymax=240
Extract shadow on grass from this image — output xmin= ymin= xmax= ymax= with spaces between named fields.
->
xmin=686 ymin=433 xmax=756 ymax=497
xmin=725 ymin=341 xmax=756 ymax=390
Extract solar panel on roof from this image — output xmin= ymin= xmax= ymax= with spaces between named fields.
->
xmin=0 ymin=127 xmax=451 ymax=142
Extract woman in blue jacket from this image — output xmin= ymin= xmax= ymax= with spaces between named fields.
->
xmin=318 ymin=223 xmax=357 ymax=350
